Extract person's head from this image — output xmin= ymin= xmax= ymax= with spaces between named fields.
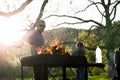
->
xmin=36 ymin=20 xmax=46 ymax=33
xmin=75 ymin=41 xmax=83 ymax=49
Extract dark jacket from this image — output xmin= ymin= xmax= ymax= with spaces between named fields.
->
xmin=115 ymin=51 xmax=120 ymax=69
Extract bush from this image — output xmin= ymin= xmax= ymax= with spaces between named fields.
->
xmin=92 ymin=67 xmax=104 ymax=75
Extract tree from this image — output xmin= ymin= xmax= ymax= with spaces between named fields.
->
xmin=44 ymin=0 xmax=120 ymax=78
xmin=0 ymin=0 xmax=48 ymax=29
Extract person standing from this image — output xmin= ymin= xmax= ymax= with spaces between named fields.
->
xmin=115 ymin=48 xmax=120 ymax=80
xmin=72 ymin=41 xmax=86 ymax=80
xmin=26 ymin=20 xmax=47 ymax=80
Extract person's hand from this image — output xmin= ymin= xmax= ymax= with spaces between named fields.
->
xmin=35 ymin=46 xmax=45 ymax=54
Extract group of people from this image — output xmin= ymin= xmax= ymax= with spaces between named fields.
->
xmin=17 ymin=19 xmax=86 ymax=80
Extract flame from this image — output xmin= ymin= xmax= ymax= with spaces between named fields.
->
xmin=46 ymin=39 xmax=69 ymax=55
xmin=35 ymin=46 xmax=44 ymax=55
xmin=35 ymin=39 xmax=69 ymax=55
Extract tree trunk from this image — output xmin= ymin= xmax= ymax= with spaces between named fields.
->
xmin=107 ymin=50 xmax=116 ymax=78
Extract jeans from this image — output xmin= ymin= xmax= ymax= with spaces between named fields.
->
xmin=76 ymin=69 xmax=85 ymax=80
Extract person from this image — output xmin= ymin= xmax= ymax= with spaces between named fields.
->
xmin=72 ymin=41 xmax=85 ymax=80
xmin=27 ymin=20 xmax=46 ymax=55
xmin=114 ymin=48 xmax=120 ymax=80
xmin=23 ymin=20 xmax=47 ymax=80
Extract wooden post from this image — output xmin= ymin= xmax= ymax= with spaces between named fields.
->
xmin=41 ymin=65 xmax=48 ymax=80
xmin=21 ymin=65 xmax=23 ymax=80
xmin=63 ymin=67 xmax=66 ymax=80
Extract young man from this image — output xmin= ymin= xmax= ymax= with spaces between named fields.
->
xmin=28 ymin=20 xmax=46 ymax=55
xmin=27 ymin=20 xmax=47 ymax=80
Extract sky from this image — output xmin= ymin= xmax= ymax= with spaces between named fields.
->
xmin=0 ymin=0 xmax=103 ymax=30
xmin=0 ymin=0 xmax=119 ymax=45
xmin=44 ymin=0 xmax=98 ymax=30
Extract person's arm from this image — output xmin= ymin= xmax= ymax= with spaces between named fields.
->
xmin=115 ymin=52 xmax=119 ymax=64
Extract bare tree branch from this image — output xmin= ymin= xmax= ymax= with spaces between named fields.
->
xmin=75 ymin=2 xmax=93 ymax=14
xmin=101 ymin=0 xmax=106 ymax=7
xmin=52 ymin=22 xmax=88 ymax=27
xmin=83 ymin=25 xmax=98 ymax=41
xmin=32 ymin=0 xmax=48 ymax=29
xmin=110 ymin=1 xmax=120 ymax=21
xmin=88 ymin=0 xmax=105 ymax=17
xmin=0 ymin=0 xmax=33 ymax=17
xmin=75 ymin=0 xmax=104 ymax=17
xmin=44 ymin=14 xmax=104 ymax=27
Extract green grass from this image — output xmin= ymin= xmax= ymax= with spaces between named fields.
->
xmin=88 ymin=73 xmax=112 ymax=80
xmin=0 ymin=73 xmax=113 ymax=80
xmin=0 ymin=77 xmax=32 ymax=80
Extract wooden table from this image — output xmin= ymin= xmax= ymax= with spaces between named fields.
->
xmin=21 ymin=54 xmax=104 ymax=80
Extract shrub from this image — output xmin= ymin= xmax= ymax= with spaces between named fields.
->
xmin=92 ymin=67 xmax=104 ymax=75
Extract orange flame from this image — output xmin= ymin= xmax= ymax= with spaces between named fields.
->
xmin=35 ymin=46 xmax=44 ymax=55
xmin=46 ymin=39 xmax=69 ymax=55
xmin=35 ymin=39 xmax=69 ymax=55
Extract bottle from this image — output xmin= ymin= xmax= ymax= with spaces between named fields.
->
xmin=95 ymin=46 xmax=102 ymax=63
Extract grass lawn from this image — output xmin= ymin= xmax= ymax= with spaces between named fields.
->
xmin=49 ymin=73 xmax=113 ymax=80
xmin=0 ymin=73 xmax=113 ymax=80
xmin=88 ymin=73 xmax=112 ymax=80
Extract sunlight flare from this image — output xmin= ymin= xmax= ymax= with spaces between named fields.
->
xmin=0 ymin=17 xmax=25 ymax=45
